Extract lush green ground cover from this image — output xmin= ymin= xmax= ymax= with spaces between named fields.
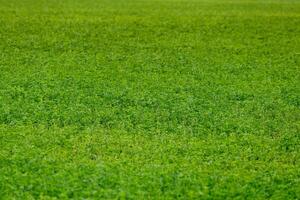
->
xmin=0 ymin=0 xmax=299 ymax=199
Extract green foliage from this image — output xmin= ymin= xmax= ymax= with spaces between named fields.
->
xmin=0 ymin=0 xmax=299 ymax=199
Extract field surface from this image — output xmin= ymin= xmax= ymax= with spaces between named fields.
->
xmin=0 ymin=0 xmax=300 ymax=199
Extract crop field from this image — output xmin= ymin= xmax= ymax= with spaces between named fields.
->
xmin=0 ymin=0 xmax=300 ymax=199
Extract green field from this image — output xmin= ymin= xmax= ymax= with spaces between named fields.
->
xmin=0 ymin=0 xmax=300 ymax=199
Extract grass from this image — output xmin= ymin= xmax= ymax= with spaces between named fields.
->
xmin=0 ymin=0 xmax=299 ymax=199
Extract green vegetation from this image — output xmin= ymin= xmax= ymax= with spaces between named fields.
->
xmin=0 ymin=0 xmax=299 ymax=199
